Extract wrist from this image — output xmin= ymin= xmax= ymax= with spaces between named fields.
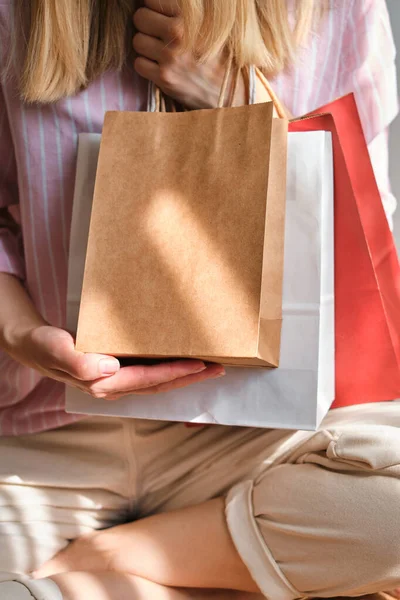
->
xmin=1 ymin=315 xmax=46 ymax=356
xmin=0 ymin=272 xmax=47 ymax=355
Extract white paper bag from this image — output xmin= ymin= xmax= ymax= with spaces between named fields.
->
xmin=66 ymin=130 xmax=334 ymax=430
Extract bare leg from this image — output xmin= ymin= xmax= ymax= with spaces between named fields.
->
xmin=36 ymin=499 xmax=259 ymax=593
xmin=50 ymin=572 xmax=264 ymax=600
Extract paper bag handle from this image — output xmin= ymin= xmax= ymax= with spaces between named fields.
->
xmin=217 ymin=57 xmax=289 ymax=118
xmin=152 ymin=55 xmax=240 ymax=112
xmin=150 ymin=62 xmax=288 ymax=118
xmin=216 ymin=56 xmax=243 ymax=108
xmin=253 ymin=67 xmax=290 ymax=119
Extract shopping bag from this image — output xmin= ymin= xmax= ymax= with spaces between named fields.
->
xmin=290 ymin=93 xmax=400 ymax=406
xmin=75 ymin=98 xmax=287 ymax=368
xmin=66 ymin=129 xmax=334 ymax=429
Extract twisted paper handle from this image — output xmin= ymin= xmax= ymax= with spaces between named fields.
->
xmin=148 ymin=59 xmax=288 ymax=117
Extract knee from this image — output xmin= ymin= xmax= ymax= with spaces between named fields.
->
xmin=251 ymin=464 xmax=400 ymax=595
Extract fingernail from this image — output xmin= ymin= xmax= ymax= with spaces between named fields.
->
xmin=99 ymin=358 xmax=120 ymax=375
xmin=211 ymin=369 xmax=225 ymax=379
xmin=193 ymin=365 xmax=207 ymax=374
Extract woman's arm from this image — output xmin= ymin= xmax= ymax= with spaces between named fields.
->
xmin=0 ymin=268 xmax=224 ymax=398
xmin=0 ymin=84 xmax=47 ymax=352
xmin=0 ymin=272 xmax=46 ymax=351
xmin=0 ymin=82 xmax=25 ymax=282
xmin=0 ymin=93 xmax=224 ymax=399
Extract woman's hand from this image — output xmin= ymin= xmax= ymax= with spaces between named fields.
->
xmin=132 ymin=0 xmax=246 ymax=109
xmin=4 ymin=322 xmax=224 ymax=400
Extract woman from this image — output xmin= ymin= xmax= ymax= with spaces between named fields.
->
xmin=0 ymin=1 xmax=399 ymax=599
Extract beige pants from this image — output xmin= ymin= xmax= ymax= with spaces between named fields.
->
xmin=1 ymin=403 xmax=400 ymax=599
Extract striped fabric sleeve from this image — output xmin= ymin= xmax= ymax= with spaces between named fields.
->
xmin=0 ymin=83 xmax=25 ymax=279
xmin=338 ymin=0 xmax=399 ymax=227
xmin=338 ymin=0 xmax=398 ymax=144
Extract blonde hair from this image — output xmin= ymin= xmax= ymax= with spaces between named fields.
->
xmin=15 ymin=0 xmax=328 ymax=104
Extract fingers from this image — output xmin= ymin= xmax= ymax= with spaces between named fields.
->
xmin=134 ymin=7 xmax=182 ymax=44
xmin=133 ymin=32 xmax=165 ymax=62
xmin=37 ymin=328 xmax=120 ymax=380
xmin=133 ymin=2 xmax=185 ymax=91
xmin=86 ymin=363 xmax=225 ymax=400
xmin=130 ymin=363 xmax=225 ymax=395
xmin=62 ymin=353 xmax=120 ymax=381
xmin=64 ymin=353 xmax=120 ymax=381
xmin=144 ymin=0 xmax=180 ymax=17
xmin=26 ymin=326 xmax=225 ymax=401
xmin=134 ymin=7 xmax=170 ymax=40
xmin=86 ymin=360 xmax=208 ymax=398
xmin=134 ymin=56 xmax=161 ymax=86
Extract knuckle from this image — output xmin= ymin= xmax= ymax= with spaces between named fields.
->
xmin=161 ymin=364 xmax=174 ymax=382
xmin=158 ymin=65 xmax=175 ymax=89
xmin=168 ymin=19 xmax=183 ymax=43
xmin=161 ymin=362 xmax=177 ymax=381
xmin=29 ymin=326 xmax=43 ymax=346
xmin=73 ymin=354 xmax=91 ymax=380
xmin=92 ymin=391 xmax=107 ymax=400
xmin=38 ymin=327 xmax=68 ymax=355
xmin=86 ymin=383 xmax=107 ymax=399
xmin=132 ymin=32 xmax=147 ymax=54
xmin=136 ymin=364 xmax=175 ymax=391
xmin=133 ymin=56 xmax=144 ymax=73
xmin=160 ymin=45 xmax=175 ymax=63
xmin=129 ymin=365 xmax=162 ymax=391
xmin=129 ymin=365 xmax=146 ymax=387
xmin=133 ymin=7 xmax=146 ymax=29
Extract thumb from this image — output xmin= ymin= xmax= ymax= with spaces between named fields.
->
xmin=40 ymin=327 xmax=120 ymax=380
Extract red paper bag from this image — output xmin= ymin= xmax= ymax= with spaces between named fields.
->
xmin=290 ymin=94 xmax=400 ymax=407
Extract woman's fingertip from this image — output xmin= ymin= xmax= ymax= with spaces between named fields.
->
xmin=99 ymin=358 xmax=120 ymax=375
xmin=193 ymin=364 xmax=207 ymax=373
xmin=211 ymin=369 xmax=225 ymax=379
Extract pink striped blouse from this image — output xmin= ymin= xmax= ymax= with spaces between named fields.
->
xmin=0 ymin=0 xmax=398 ymax=435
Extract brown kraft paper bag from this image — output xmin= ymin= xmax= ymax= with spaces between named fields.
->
xmin=76 ymin=101 xmax=288 ymax=367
